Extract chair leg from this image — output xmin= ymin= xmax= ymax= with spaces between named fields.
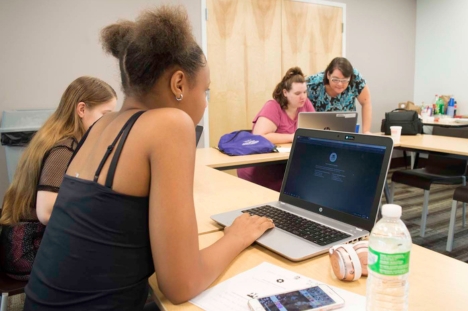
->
xmin=463 ymin=177 xmax=466 ymax=228
xmin=389 ymin=182 xmax=395 ymax=203
xmin=413 ymin=152 xmax=420 ymax=169
xmin=420 ymin=190 xmax=430 ymax=237
xmin=383 ymin=181 xmax=390 ymax=203
xmin=463 ymin=203 xmax=466 ymax=228
xmin=447 ymin=200 xmax=458 ymax=252
xmin=1 ymin=292 xmax=9 ymax=311
xmin=403 ymin=151 xmax=408 ymax=169
xmin=410 ymin=152 xmax=415 ymax=169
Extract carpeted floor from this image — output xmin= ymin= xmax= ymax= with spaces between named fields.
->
xmin=383 ymin=170 xmax=468 ymax=263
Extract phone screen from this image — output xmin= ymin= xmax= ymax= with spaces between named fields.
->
xmin=257 ymin=286 xmax=336 ymax=311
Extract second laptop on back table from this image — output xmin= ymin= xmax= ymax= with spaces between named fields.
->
xmin=298 ymin=111 xmax=358 ymax=133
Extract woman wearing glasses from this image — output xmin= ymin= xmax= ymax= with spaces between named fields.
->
xmin=306 ymin=57 xmax=372 ymax=133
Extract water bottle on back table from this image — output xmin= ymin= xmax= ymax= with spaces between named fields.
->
xmin=447 ymin=96 xmax=455 ymax=118
xmin=366 ymin=204 xmax=412 ymax=310
xmin=431 ymin=94 xmax=439 ymax=115
xmin=436 ymin=96 xmax=445 ymax=115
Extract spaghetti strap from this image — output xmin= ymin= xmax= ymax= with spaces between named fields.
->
xmin=67 ymin=121 xmax=97 ymax=167
xmin=93 ymin=111 xmax=145 ymax=186
xmin=104 ymin=111 xmax=145 ymax=188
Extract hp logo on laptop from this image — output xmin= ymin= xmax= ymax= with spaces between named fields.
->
xmin=319 ymin=207 xmax=323 ymax=212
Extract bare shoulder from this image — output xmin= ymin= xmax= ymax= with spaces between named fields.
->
xmin=138 ymin=108 xmax=194 ymax=135
xmin=134 ymin=108 xmax=196 ymax=151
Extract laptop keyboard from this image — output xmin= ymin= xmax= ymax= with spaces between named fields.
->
xmin=243 ymin=205 xmax=351 ymax=246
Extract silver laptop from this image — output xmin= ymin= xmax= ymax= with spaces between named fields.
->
xmin=298 ymin=112 xmax=358 ymax=132
xmin=211 ymin=129 xmax=393 ymax=261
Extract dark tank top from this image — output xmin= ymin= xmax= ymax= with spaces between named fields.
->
xmin=24 ymin=111 xmax=154 ymax=310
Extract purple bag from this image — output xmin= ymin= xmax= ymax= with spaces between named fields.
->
xmin=218 ymin=131 xmax=277 ymax=156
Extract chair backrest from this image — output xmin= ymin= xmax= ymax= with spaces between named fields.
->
xmin=453 ymin=185 xmax=468 ymax=203
xmin=0 ymin=270 xmax=27 ymax=296
xmin=195 ymin=125 xmax=203 ymax=147
xmin=426 ymin=127 xmax=468 ymax=175
xmin=426 ymin=154 xmax=468 ymax=175
xmin=432 ymin=126 xmax=468 ymax=138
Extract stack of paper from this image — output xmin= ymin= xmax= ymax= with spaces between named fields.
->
xmin=190 ymin=262 xmax=365 ymax=311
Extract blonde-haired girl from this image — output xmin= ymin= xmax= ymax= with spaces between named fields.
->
xmin=0 ymin=76 xmax=116 ymax=280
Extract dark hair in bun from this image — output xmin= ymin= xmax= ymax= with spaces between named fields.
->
xmin=101 ymin=5 xmax=206 ymax=97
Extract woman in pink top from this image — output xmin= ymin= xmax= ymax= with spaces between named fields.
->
xmin=238 ymin=67 xmax=315 ymax=191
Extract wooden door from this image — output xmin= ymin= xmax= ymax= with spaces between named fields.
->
xmin=281 ymin=1 xmax=343 ymax=75
xmin=206 ymin=0 xmax=282 ymax=146
xmin=206 ymin=0 xmax=343 ymax=146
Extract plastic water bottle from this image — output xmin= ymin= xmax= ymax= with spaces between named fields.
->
xmin=431 ymin=94 xmax=439 ymax=115
xmin=366 ymin=204 xmax=412 ymax=311
xmin=447 ymin=97 xmax=455 ymax=118
xmin=436 ymin=96 xmax=445 ymax=115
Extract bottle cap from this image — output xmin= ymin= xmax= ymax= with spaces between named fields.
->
xmin=381 ymin=204 xmax=402 ymax=218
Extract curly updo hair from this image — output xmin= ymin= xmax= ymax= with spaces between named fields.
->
xmin=101 ymin=5 xmax=206 ymax=98
xmin=272 ymin=67 xmax=306 ymax=110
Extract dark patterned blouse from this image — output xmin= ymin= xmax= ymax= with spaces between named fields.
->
xmin=0 ymin=137 xmax=77 ymax=280
xmin=305 ymin=68 xmax=366 ymax=112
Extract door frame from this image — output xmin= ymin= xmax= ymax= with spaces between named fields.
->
xmin=200 ymin=0 xmax=210 ymax=147
xmin=200 ymin=0 xmax=346 ymax=147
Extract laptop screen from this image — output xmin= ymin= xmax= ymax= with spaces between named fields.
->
xmin=298 ymin=112 xmax=358 ymax=133
xmin=280 ymin=134 xmax=389 ymax=230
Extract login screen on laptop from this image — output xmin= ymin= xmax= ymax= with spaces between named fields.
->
xmin=282 ymin=136 xmax=386 ymax=220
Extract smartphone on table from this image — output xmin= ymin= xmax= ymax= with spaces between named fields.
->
xmin=247 ymin=284 xmax=344 ymax=311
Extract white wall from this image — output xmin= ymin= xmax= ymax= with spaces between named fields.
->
xmin=414 ymin=0 xmax=468 ymax=112
xmin=0 ymin=0 xmax=418 ymax=199
xmin=325 ymin=0 xmax=417 ymax=132
xmin=0 ymin=0 xmax=201 ymax=200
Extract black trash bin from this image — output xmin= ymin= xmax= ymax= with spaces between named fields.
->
xmin=0 ymin=109 xmax=54 ymax=183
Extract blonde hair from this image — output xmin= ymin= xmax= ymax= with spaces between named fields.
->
xmin=0 ymin=76 xmax=116 ymax=225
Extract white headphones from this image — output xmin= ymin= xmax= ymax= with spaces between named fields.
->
xmin=328 ymin=241 xmax=369 ymax=281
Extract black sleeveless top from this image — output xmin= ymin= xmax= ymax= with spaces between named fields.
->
xmin=24 ymin=111 xmax=154 ymax=310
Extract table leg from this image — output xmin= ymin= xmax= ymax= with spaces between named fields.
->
xmin=410 ymin=151 xmax=420 ymax=169
xmin=383 ymin=181 xmax=390 ymax=203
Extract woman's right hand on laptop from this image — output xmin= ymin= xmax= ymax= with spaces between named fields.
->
xmin=224 ymin=213 xmax=275 ymax=249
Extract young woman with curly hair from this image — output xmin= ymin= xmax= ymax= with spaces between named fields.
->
xmin=24 ymin=6 xmax=273 ymax=310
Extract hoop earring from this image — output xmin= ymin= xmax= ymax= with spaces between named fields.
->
xmin=176 ymin=94 xmax=183 ymax=101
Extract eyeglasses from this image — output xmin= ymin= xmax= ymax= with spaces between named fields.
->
xmin=330 ymin=78 xmax=350 ymax=84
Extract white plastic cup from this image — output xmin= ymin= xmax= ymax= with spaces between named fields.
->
xmin=421 ymin=111 xmax=430 ymax=120
xmin=390 ymin=126 xmax=402 ymax=143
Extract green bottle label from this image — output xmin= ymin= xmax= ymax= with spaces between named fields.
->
xmin=368 ymin=247 xmax=410 ymax=276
